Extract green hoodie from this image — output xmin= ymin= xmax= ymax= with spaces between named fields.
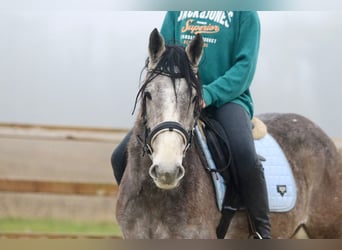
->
xmin=160 ymin=11 xmax=260 ymax=118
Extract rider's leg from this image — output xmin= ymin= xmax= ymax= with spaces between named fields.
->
xmin=212 ymin=102 xmax=271 ymax=239
xmin=111 ymin=130 xmax=132 ymax=185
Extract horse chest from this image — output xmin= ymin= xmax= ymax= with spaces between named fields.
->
xmin=119 ymin=186 xmax=211 ymax=238
xmin=122 ymin=204 xmax=213 ymax=239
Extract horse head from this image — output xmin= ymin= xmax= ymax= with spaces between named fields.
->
xmin=137 ymin=28 xmax=203 ymax=190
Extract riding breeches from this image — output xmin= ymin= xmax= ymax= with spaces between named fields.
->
xmin=208 ymin=102 xmax=271 ymax=238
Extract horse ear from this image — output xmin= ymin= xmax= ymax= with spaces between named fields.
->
xmin=186 ymin=33 xmax=204 ymax=68
xmin=148 ymin=28 xmax=165 ymax=67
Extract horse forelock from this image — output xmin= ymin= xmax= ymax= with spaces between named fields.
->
xmin=133 ymin=45 xmax=203 ymax=118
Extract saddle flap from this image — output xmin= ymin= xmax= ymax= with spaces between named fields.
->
xmin=198 ymin=116 xmax=231 ymax=178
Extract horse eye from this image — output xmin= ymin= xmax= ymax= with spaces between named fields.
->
xmin=144 ymin=91 xmax=152 ymax=100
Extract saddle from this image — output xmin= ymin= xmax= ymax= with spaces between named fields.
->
xmin=196 ymin=114 xmax=268 ymax=239
xmin=199 ymin=115 xmax=267 ymax=174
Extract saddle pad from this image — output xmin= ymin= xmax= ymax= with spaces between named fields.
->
xmin=254 ymin=134 xmax=297 ymax=212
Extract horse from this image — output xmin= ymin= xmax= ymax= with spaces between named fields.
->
xmin=115 ymin=29 xmax=342 ymax=239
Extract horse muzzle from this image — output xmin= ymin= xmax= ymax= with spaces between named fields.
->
xmin=149 ymin=163 xmax=185 ymax=189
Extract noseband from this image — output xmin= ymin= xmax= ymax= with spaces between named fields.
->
xmin=139 ymin=121 xmax=194 ymax=158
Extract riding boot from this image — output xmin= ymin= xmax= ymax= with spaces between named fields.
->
xmin=111 ymin=131 xmax=132 ymax=184
xmin=240 ymin=161 xmax=271 ymax=239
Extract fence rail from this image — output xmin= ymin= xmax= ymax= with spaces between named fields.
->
xmin=0 ymin=122 xmax=128 ymax=143
xmin=0 ymin=179 xmax=118 ymax=196
xmin=0 ymin=232 xmax=121 ymax=239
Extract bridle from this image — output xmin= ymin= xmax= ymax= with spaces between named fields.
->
xmin=136 ymin=72 xmax=200 ymax=159
xmin=134 ymin=44 xmax=203 ymax=158
xmin=140 ymin=121 xmax=194 ymax=158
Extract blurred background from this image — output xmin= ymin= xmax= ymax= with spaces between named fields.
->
xmin=0 ymin=11 xmax=341 ymax=238
xmin=1 ymin=11 xmax=342 ymax=136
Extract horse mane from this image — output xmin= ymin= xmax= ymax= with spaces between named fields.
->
xmin=133 ymin=45 xmax=203 ymax=118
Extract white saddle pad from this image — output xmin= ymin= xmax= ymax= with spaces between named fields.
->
xmin=254 ymin=134 xmax=297 ymax=212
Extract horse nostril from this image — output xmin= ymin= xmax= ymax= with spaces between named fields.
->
xmin=149 ymin=164 xmax=159 ymax=179
xmin=176 ymin=165 xmax=185 ymax=180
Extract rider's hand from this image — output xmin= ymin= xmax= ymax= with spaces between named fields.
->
xmin=200 ymin=99 xmax=206 ymax=108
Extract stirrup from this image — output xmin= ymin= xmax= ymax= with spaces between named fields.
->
xmin=246 ymin=213 xmax=268 ymax=239
xmin=248 ymin=232 xmax=263 ymax=239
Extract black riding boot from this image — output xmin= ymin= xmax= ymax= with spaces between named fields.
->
xmin=111 ymin=131 xmax=132 ymax=185
xmin=240 ymin=161 xmax=271 ymax=239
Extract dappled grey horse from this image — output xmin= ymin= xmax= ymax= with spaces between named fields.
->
xmin=115 ymin=29 xmax=342 ymax=239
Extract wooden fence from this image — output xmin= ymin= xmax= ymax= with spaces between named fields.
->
xmin=0 ymin=179 xmax=118 ymax=196
xmin=0 ymin=232 xmax=121 ymax=239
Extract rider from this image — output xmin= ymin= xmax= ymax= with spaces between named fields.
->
xmin=111 ymin=11 xmax=271 ymax=239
